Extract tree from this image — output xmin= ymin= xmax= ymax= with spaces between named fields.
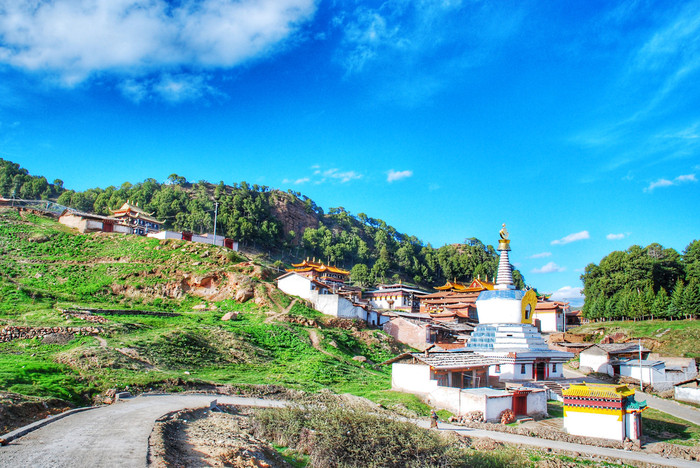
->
xmin=652 ymin=287 xmax=670 ymax=320
xmin=669 ymin=280 xmax=685 ymax=320
xmin=350 ymin=264 xmax=371 ymax=287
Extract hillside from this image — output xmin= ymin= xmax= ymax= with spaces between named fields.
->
xmin=0 ymin=158 xmax=525 ymax=290
xmin=0 ymin=208 xmax=422 ymax=433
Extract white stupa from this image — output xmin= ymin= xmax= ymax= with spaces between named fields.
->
xmin=467 ymin=225 xmax=573 ymax=381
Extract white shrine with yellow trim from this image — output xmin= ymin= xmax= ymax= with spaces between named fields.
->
xmin=563 ymin=382 xmax=647 ymax=441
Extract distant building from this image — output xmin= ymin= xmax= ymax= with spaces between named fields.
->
xmin=420 ymin=278 xmax=494 ymax=321
xmin=58 ymin=210 xmax=131 ymax=234
xmin=579 ymin=343 xmax=650 ymax=376
xmin=147 ymin=230 xmax=238 ymax=250
xmin=110 ymin=202 xmax=163 ymax=235
xmin=276 ymin=271 xmax=367 ymax=321
xmin=563 ymin=383 xmax=647 ymax=441
xmin=532 ymin=299 xmax=569 ymax=332
xmin=286 ymin=259 xmax=349 ymax=290
xmin=364 ymin=283 xmax=430 ymax=313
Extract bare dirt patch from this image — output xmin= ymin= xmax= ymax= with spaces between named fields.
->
xmin=148 ymin=406 xmax=292 ymax=467
xmin=0 ymin=392 xmax=73 ymax=435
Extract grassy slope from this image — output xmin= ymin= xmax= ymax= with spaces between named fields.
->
xmin=569 ymin=320 xmax=700 ymax=359
xmin=0 ymin=209 xmax=421 ymax=413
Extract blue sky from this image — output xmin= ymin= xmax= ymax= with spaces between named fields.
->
xmin=1 ymin=0 xmax=699 ymax=304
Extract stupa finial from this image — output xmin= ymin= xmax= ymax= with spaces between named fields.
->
xmin=495 ymin=223 xmax=515 ymax=290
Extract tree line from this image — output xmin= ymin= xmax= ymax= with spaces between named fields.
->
xmin=0 ymin=158 xmax=525 ymax=290
xmin=581 ymin=241 xmax=700 ymax=321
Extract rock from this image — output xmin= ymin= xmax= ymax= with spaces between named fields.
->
xmin=235 ymin=287 xmax=254 ymax=303
xmin=193 ymin=304 xmax=207 ymax=310
xmin=221 ymin=312 xmax=238 ymax=321
xmin=352 ymin=356 xmax=367 ymax=363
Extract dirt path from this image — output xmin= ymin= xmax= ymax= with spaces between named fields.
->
xmin=264 ymin=298 xmax=297 ymax=324
xmin=307 ymin=329 xmax=338 ymax=359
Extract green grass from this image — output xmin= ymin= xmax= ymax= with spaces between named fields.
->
xmin=642 ymin=408 xmax=700 ymax=446
xmin=0 ymin=210 xmax=419 ymax=417
xmin=547 ymin=400 xmax=564 ymax=418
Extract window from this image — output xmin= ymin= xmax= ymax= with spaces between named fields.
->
xmin=552 ymin=364 xmax=557 ymax=373
xmin=521 ymin=364 xmax=526 ymax=374
xmin=495 ymin=364 xmax=501 ymax=373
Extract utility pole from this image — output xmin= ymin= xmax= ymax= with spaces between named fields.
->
xmin=212 ymin=202 xmax=218 ymax=247
xmin=638 ymin=339 xmax=643 ymax=391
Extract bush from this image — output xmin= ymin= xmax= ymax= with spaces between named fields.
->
xmin=253 ymin=399 xmax=527 ymax=467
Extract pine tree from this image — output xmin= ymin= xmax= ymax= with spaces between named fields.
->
xmin=669 ymin=280 xmax=685 ymax=320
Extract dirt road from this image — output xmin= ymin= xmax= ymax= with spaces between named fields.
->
xmin=0 ymin=394 xmax=284 ymax=468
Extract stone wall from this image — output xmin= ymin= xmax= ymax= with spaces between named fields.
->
xmin=0 ymin=326 xmax=102 ymax=343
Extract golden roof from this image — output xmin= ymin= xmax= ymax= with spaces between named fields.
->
xmin=435 ymin=278 xmax=494 ymax=292
xmin=289 ymin=259 xmax=349 ymax=275
xmin=563 ymin=383 xmax=635 ymax=399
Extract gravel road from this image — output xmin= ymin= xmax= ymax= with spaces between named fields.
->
xmin=0 ymin=394 xmax=284 ymax=468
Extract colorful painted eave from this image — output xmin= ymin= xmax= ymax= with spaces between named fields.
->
xmin=563 ymin=383 xmax=636 ymax=399
xmin=290 ymin=259 xmax=349 ymax=275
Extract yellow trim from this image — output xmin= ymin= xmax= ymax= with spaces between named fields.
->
xmin=521 ymin=288 xmax=536 ymax=324
xmin=564 ymin=406 xmax=623 ymax=421
xmin=563 ymin=382 xmax=635 ymax=399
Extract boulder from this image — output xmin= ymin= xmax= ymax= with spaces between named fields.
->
xmin=221 ymin=312 xmax=238 ymax=321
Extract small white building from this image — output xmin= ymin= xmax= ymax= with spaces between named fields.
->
xmin=58 ymin=210 xmax=132 ymax=234
xmin=276 ymin=272 xmax=367 ymax=321
xmin=147 ymin=230 xmax=238 ymax=250
xmin=579 ymin=343 xmax=650 ymax=376
xmin=674 ymin=378 xmax=700 ymax=405
xmin=386 ymin=350 xmax=547 ymax=420
xmin=532 ymin=300 xmax=568 ymax=332
xmin=619 ymin=359 xmax=666 ymax=387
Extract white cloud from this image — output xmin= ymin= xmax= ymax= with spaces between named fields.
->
xmin=0 ymin=0 xmax=316 ymax=92
xmin=606 ymin=233 xmax=625 ymax=240
xmin=529 ymin=252 xmax=552 ymax=259
xmin=387 ymin=169 xmax=413 ymax=183
xmin=550 ymin=286 xmax=584 ymax=307
xmin=324 ymin=168 xmax=362 ymax=183
xmin=644 ymin=173 xmax=697 ymax=192
xmin=531 ymin=262 xmax=566 ymax=274
xmin=551 ymin=231 xmax=590 ymax=245
xmin=294 ymin=177 xmax=310 ymax=184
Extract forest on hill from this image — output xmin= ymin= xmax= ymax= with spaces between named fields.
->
xmin=581 ymin=241 xmax=700 ymax=321
xmin=0 ymin=158 xmax=524 ymax=290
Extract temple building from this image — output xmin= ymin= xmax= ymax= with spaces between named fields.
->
xmin=466 ymin=226 xmax=573 ymax=382
xmin=110 ymin=202 xmax=163 ymax=235
xmin=532 ymin=297 xmax=570 ymax=332
xmin=286 ymin=259 xmax=349 ymax=290
xmin=364 ymin=282 xmax=430 ymax=313
xmin=563 ymin=383 xmax=647 ymax=441
xmin=420 ymin=277 xmax=494 ymax=321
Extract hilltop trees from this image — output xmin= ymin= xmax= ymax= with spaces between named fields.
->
xmin=581 ymin=242 xmax=700 ymax=321
xmin=2 ymin=158 xmax=527 ymax=290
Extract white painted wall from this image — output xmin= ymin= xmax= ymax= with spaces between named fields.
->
xmin=564 ymin=411 xmax=624 ymax=440
xmin=148 ymin=231 xmax=182 ymax=240
xmin=675 ymin=387 xmax=700 ymax=404
xmin=392 ymin=363 xmax=436 ymax=394
xmin=526 ymin=391 xmax=547 ymax=416
xmin=475 ymin=298 xmax=522 ymax=324
xmin=484 ymin=395 xmax=512 ymax=421
xmin=532 ymin=311 xmax=563 ymax=332
xmin=277 ymin=274 xmax=313 ymax=301
xmin=620 ymin=363 xmax=665 ymax=386
xmin=315 ymin=294 xmax=367 ymax=320
xmin=579 ymin=350 xmax=612 ymax=375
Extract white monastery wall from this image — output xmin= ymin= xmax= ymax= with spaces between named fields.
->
xmin=391 ymin=363 xmax=436 ymax=394
xmin=277 ymin=275 xmax=312 ymax=301
xmin=526 ymin=390 xmax=547 ymax=416
xmin=564 ymin=411 xmax=623 ymax=440
xmin=675 ymin=387 xmax=700 ymax=404
xmin=483 ymin=395 xmax=512 ymax=422
xmin=579 ymin=351 xmax=612 ymax=375
xmin=620 ymin=364 xmax=665 ymax=386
